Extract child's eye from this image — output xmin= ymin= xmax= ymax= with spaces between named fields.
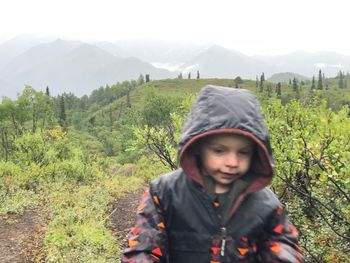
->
xmin=211 ymin=148 xmax=225 ymax=154
xmin=239 ymin=150 xmax=252 ymax=156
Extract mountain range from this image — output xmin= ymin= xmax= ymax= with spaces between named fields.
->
xmin=1 ymin=35 xmax=350 ymax=98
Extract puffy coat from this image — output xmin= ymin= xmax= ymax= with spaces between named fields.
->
xmin=122 ymin=85 xmax=304 ymax=263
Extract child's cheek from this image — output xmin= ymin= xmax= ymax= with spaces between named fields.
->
xmin=207 ymin=157 xmax=221 ymax=170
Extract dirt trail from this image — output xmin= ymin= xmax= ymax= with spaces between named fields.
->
xmin=110 ymin=187 xmax=146 ymax=251
xmin=0 ymin=209 xmax=45 ymax=263
xmin=0 ymin=188 xmax=144 ymax=263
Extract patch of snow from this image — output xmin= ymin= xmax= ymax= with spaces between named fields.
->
xmin=151 ymin=62 xmax=184 ymax=71
xmin=330 ymin=64 xmax=344 ymax=68
xmin=314 ymin=63 xmax=344 ymax=69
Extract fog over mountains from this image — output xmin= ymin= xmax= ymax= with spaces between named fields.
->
xmin=1 ymin=35 xmax=350 ymax=98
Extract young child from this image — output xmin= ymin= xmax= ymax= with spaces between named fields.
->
xmin=122 ymin=85 xmax=304 ymax=263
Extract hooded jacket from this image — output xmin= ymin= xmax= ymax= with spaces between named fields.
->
xmin=122 ymin=85 xmax=304 ymax=263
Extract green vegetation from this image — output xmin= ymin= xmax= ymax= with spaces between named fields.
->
xmin=1 ymin=73 xmax=350 ymax=262
xmin=264 ymin=99 xmax=350 ymax=262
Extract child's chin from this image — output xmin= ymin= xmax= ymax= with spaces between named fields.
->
xmin=220 ymin=174 xmax=240 ymax=181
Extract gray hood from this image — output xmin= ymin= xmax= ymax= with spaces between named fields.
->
xmin=178 ymin=85 xmax=274 ymax=193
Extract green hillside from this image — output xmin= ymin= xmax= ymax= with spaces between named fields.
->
xmin=83 ymin=76 xmax=350 ymax=129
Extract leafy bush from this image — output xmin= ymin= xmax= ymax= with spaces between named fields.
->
xmin=133 ymin=156 xmax=170 ymax=183
xmin=14 ymin=133 xmax=46 ymax=165
xmin=44 ymin=172 xmax=143 ymax=262
xmin=0 ymin=161 xmax=41 ymax=214
xmin=42 ymin=160 xmax=101 ymax=182
xmin=263 ymin=98 xmax=350 ymax=262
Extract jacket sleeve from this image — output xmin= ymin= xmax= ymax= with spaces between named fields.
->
xmin=121 ymin=189 xmax=168 ymax=263
xmin=257 ymin=206 xmax=305 ymax=263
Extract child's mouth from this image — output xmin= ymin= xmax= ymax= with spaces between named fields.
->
xmin=221 ymin=172 xmax=239 ymax=178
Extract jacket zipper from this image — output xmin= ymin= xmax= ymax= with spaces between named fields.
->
xmin=220 ymin=227 xmax=227 ymax=257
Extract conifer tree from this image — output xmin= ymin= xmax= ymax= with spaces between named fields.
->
xmin=259 ymin=72 xmax=265 ymax=92
xmin=276 ymin=82 xmax=282 ymax=98
xmin=188 ymin=72 xmax=191 ymax=79
xmin=196 ymin=70 xmax=200 ymax=79
xmin=292 ymin=78 xmax=298 ymax=92
xmin=46 ymin=86 xmax=50 ymax=96
xmin=311 ymin=76 xmax=316 ymax=89
xmin=317 ymin=69 xmax=323 ymax=90
xmin=267 ymin=83 xmax=272 ymax=97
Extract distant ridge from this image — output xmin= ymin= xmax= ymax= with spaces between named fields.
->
xmin=0 ymin=39 xmax=175 ymax=98
xmin=268 ymin=72 xmax=309 ymax=83
xmin=180 ymin=45 xmax=271 ymax=79
xmin=1 ymin=35 xmax=350 ymax=98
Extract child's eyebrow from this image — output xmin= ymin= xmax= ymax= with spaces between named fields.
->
xmin=242 ymin=144 xmax=255 ymax=149
xmin=207 ymin=142 xmax=254 ymax=149
xmin=236 ymin=146 xmax=253 ymax=152
xmin=207 ymin=142 xmax=226 ymax=147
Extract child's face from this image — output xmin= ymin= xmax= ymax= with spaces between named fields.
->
xmin=199 ymin=134 xmax=255 ymax=193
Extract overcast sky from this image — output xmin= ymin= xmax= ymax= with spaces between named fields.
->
xmin=0 ymin=0 xmax=349 ymax=56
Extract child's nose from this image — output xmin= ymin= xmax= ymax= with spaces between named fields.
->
xmin=226 ymin=153 xmax=239 ymax=167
